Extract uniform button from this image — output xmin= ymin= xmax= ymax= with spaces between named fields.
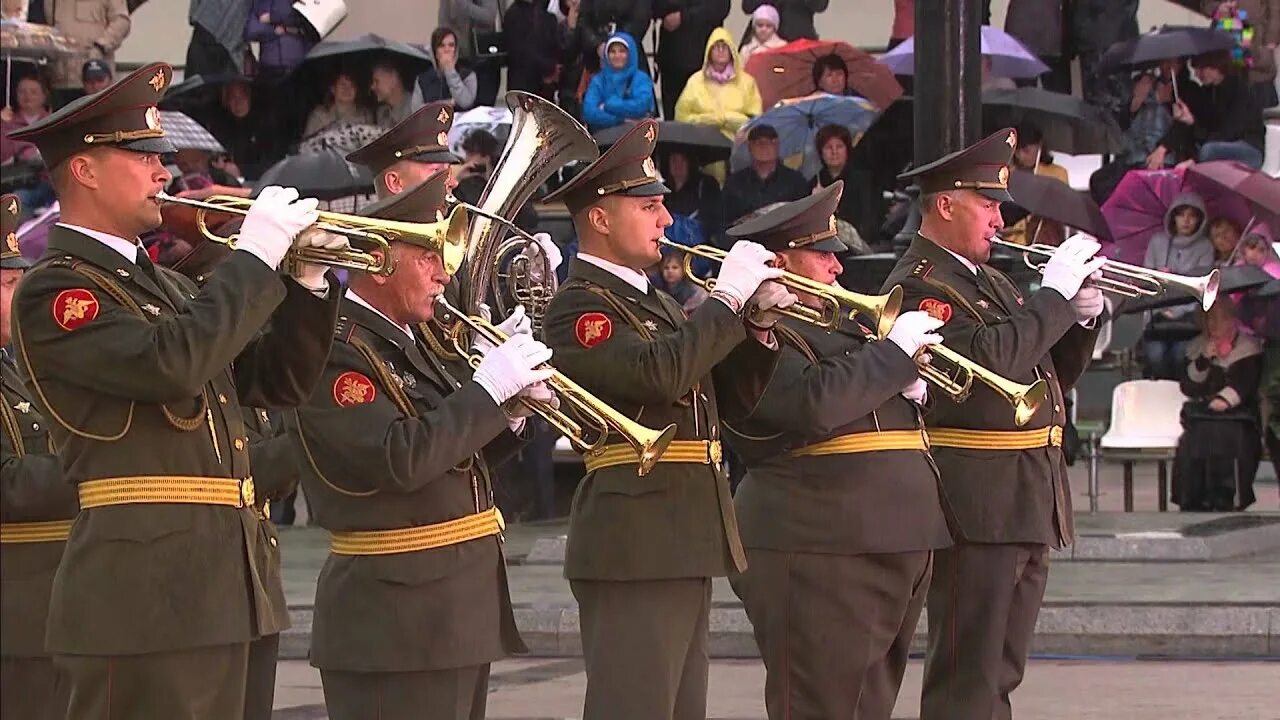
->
xmin=268 ymin=537 xmax=278 ymax=548
xmin=1045 ymin=372 xmax=1053 ymax=379
xmin=234 ymin=438 xmax=245 ymax=451
xmin=218 ymin=394 xmax=228 ymax=404
xmin=1054 ymin=405 xmax=1062 ymax=413
xmin=32 ymin=423 xmax=40 ymax=431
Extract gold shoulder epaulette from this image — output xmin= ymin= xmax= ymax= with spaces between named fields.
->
xmin=909 ymin=258 xmax=934 ymax=279
xmin=334 ymin=315 xmax=356 ymax=344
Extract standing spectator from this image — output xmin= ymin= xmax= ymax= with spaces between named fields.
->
xmin=810 ymin=124 xmax=883 ymax=247
xmin=1001 ymin=122 xmax=1069 ymax=246
xmin=412 ymin=27 xmax=479 ymax=111
xmin=244 ymin=0 xmax=317 ymax=82
xmin=721 ymin=124 xmax=810 ymax=234
xmin=582 ymin=33 xmax=656 ymax=131
xmin=1004 ymin=0 xmax=1071 ymax=93
xmin=1072 ymin=0 xmax=1140 ymax=121
xmin=556 ymin=0 xmax=587 ymax=119
xmin=80 ymin=59 xmax=113 ymax=96
xmin=578 ymin=0 xmax=653 ymax=76
xmin=653 ymin=0 xmax=728 ymax=120
xmin=504 ymin=0 xmax=561 ymax=99
xmin=370 ymin=61 xmax=414 ymax=128
xmin=438 ymin=0 xmax=500 ymax=105
xmin=739 ymin=4 xmax=788 ymax=66
xmin=185 ymin=0 xmax=252 ymax=79
xmin=1209 ymin=217 xmax=1244 ymax=264
xmin=1158 ymin=51 xmax=1266 ymax=169
xmin=303 ymin=71 xmax=375 ymax=138
xmin=741 ymin=0 xmax=827 ymax=42
xmin=1143 ymin=192 xmax=1213 ymax=379
xmin=888 ymin=0 xmax=913 ymax=49
xmin=1202 ymin=0 xmax=1280 ymax=108
xmin=674 ymin=27 xmax=761 ymax=140
xmin=30 ymin=0 xmax=130 ymax=108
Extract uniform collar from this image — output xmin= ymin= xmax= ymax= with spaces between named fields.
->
xmin=937 ymin=241 xmax=979 ymax=275
xmin=345 ymin=289 xmax=415 ymax=341
xmin=577 ymin=251 xmax=650 ymax=295
xmin=56 ymin=222 xmax=143 ymax=264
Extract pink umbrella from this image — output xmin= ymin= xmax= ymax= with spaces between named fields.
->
xmin=1100 ymin=167 xmax=1253 ymax=265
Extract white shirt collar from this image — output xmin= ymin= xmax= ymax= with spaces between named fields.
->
xmin=345 ymin=289 xmax=415 ymax=341
xmin=938 ymin=244 xmax=979 ymax=275
xmin=577 ymin=252 xmax=650 ymax=295
xmin=57 ymin=223 xmax=144 ymax=264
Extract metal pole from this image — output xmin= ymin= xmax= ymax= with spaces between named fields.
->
xmin=1088 ymin=431 xmax=1100 ymax=513
xmin=912 ymin=0 xmax=984 ymax=168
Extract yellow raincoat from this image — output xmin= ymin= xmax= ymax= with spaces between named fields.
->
xmin=674 ymin=27 xmax=763 ymax=141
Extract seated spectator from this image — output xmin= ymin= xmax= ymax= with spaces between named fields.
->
xmin=1173 ymin=298 xmax=1264 ymax=511
xmin=1208 ymin=217 xmax=1243 ymax=265
xmin=1 ymin=74 xmax=54 ymax=214
xmin=812 ymin=53 xmax=850 ymax=96
xmin=663 ymin=147 xmax=723 ymax=245
xmin=371 ymin=61 xmax=414 ymax=128
xmin=81 ymin=59 xmax=113 ymax=96
xmin=412 ymin=27 xmax=479 ymax=111
xmin=582 ymin=32 xmax=655 ymax=131
xmin=741 ymin=0 xmax=825 ymax=42
xmin=205 ymin=78 xmax=287 ymax=181
xmin=810 ymin=123 xmax=883 ymax=247
xmin=739 ymin=4 xmax=787 ymax=66
xmin=1154 ymin=51 xmax=1265 ymax=170
xmin=1237 ymin=229 xmax=1280 ymax=277
xmin=304 ymin=71 xmax=376 ymax=138
xmin=245 ymin=0 xmax=317 ymax=82
xmin=1001 ymin=122 xmax=1070 ymax=246
xmin=1117 ymin=62 xmax=1178 ymax=169
xmin=675 ymin=27 xmax=761 ymax=141
xmin=721 ymin=124 xmax=810 ymax=243
xmin=651 ymin=251 xmax=709 ymax=314
xmin=503 ymin=0 xmax=560 ymax=100
xmin=1 ymin=74 xmax=52 ymax=129
xmin=1143 ymin=192 xmax=1213 ymax=379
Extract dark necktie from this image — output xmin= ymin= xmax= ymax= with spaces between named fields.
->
xmin=134 ymin=248 xmax=160 ymax=283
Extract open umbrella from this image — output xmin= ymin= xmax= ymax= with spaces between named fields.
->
xmin=158 ymin=111 xmax=225 ymax=153
xmin=1186 ymin=161 xmax=1280 ymax=219
xmin=729 ymin=94 xmax=880 ymax=173
xmin=596 ymin=120 xmax=733 ymax=164
xmin=982 ymin=87 xmax=1125 ymax=155
xmin=447 ymin=105 xmax=514 ymax=158
xmin=299 ymin=122 xmax=384 ymax=157
xmin=252 ymin=151 xmax=374 ymax=201
xmin=298 ymin=33 xmax=433 ymax=78
xmin=879 ymin=25 xmax=1051 ymax=79
xmin=745 ymin=39 xmax=903 ymax=110
xmin=1101 ymin=166 xmax=1254 ymax=265
xmin=1096 ymin=26 xmax=1237 ymax=74
xmin=1006 ymin=170 xmax=1113 ymax=242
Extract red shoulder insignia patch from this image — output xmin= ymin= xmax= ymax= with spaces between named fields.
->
xmin=919 ymin=298 xmax=952 ymax=323
xmin=333 ymin=371 xmax=377 ymax=407
xmin=574 ymin=312 xmax=612 ymax=348
xmin=52 ymin=289 xmax=99 ymax=331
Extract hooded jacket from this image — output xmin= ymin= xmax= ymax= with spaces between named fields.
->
xmin=582 ymin=32 xmax=656 ymax=131
xmin=674 ymin=28 xmax=763 ymax=140
xmin=1144 ymin=191 xmax=1214 ymax=318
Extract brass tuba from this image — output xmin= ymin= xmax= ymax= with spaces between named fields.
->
xmin=453 ymin=91 xmax=599 ymax=330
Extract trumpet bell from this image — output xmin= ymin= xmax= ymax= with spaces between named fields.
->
xmin=1013 ymin=379 xmax=1049 ymax=428
xmin=634 ymin=422 xmax=679 ymax=476
xmin=870 ymin=285 xmax=903 ymax=338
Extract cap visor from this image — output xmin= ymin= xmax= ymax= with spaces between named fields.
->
xmin=979 ymin=187 xmax=1015 ymax=203
xmin=620 ymin=179 xmax=670 ymax=197
xmin=121 ymin=137 xmax=177 ymax=155
xmin=1 ymin=255 xmax=32 ymax=269
xmin=808 ymin=236 xmax=851 ymax=254
xmin=405 ymin=149 xmax=461 ymax=165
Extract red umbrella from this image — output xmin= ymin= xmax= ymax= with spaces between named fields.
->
xmin=744 ymin=39 xmax=903 ymax=110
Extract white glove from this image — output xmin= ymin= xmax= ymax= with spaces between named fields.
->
xmin=745 ymin=280 xmax=797 ymax=329
xmin=901 ymin=376 xmax=929 ymax=405
xmin=472 ymin=333 xmax=556 ymax=405
xmin=236 ymin=186 xmax=320 ymax=270
xmin=885 ymin=310 xmax=944 ymax=359
xmin=473 ymin=305 xmax=532 ymax=356
xmin=1072 ymin=284 xmax=1105 ymax=324
xmin=289 ymin=228 xmax=348 ymax=290
xmin=1040 ymin=234 xmax=1107 ymax=300
xmin=712 ymin=241 xmax=784 ymax=311
xmin=520 ymin=232 xmax=563 ymax=283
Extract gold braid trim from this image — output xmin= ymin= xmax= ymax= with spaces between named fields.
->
xmin=350 ymin=338 xmax=417 ymax=418
xmin=418 ymin=320 xmax=461 ymax=361
xmin=292 ymin=407 xmax=378 ymax=498
xmin=0 ymin=386 xmax=26 ymax=457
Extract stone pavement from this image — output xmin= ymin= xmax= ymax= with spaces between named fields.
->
xmin=271 ymin=657 xmax=1280 ymax=719
xmin=276 ymin=463 xmax=1280 ymax=661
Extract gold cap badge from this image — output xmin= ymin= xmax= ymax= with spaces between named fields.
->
xmin=149 ymin=70 xmax=166 ymax=92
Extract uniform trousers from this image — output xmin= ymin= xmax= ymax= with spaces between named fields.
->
xmin=57 ymin=641 xmax=250 ymax=720
xmin=730 ymin=548 xmax=933 ymax=720
xmin=243 ymin=633 xmax=279 ymax=720
xmin=0 ymin=655 xmax=70 ymax=720
xmin=921 ymin=542 xmax=1050 ymax=720
xmin=320 ymin=664 xmax=491 ymax=720
xmin=571 ymin=577 xmax=712 ymax=720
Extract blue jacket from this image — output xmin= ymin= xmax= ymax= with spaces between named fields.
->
xmin=582 ymin=32 xmax=655 ymax=131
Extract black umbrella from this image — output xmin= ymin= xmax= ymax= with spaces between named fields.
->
xmin=297 ymin=33 xmax=434 ymax=79
xmin=594 ymin=121 xmax=733 ymax=164
xmin=1096 ymin=26 xmax=1237 ymax=74
xmin=252 ymin=151 xmax=374 ymax=201
xmin=981 ymin=88 xmax=1126 ymax=155
xmin=158 ymin=73 xmax=248 ymax=110
xmin=1005 ymin=170 xmax=1113 ymax=242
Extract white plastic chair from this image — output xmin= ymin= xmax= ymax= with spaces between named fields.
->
xmin=1091 ymin=297 xmax=1115 ymax=361
xmin=1098 ymin=380 xmax=1186 ymax=510
xmin=1262 ymin=123 xmax=1280 ymax=178
xmin=1052 ymin=152 xmax=1105 ymax=191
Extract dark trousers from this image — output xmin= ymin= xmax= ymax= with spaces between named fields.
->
xmin=320 ymin=664 xmax=491 ymax=720
xmin=731 ymin=549 xmax=933 ymax=720
xmin=0 ymin=655 xmax=69 ymax=720
xmin=571 ymin=577 xmax=712 ymax=720
xmin=58 ymin=642 xmax=250 ymax=720
xmin=1267 ymin=426 xmax=1280 ymax=505
xmin=243 ymin=634 xmax=279 ymax=720
xmin=921 ymin=542 xmax=1050 ymax=720
xmin=659 ymin=65 xmax=696 ymax=120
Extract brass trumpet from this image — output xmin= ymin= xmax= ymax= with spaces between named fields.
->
xmin=660 ymin=239 xmax=903 ymax=338
xmin=156 ymin=192 xmax=470 ymax=277
xmin=436 ymin=297 xmax=677 ymax=476
xmin=917 ymin=344 xmax=1048 ymax=427
xmin=990 ymin=238 xmax=1220 ymax=311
